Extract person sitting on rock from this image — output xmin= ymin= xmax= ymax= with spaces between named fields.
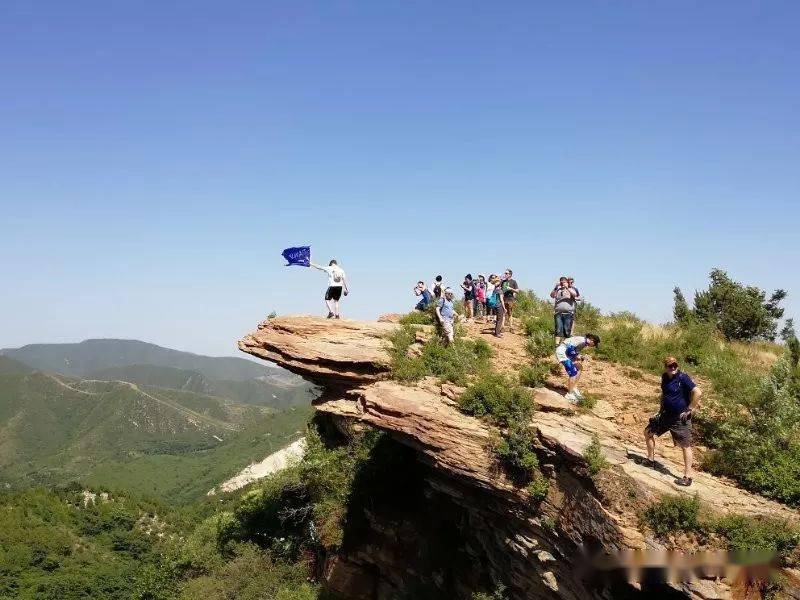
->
xmin=413 ymin=281 xmax=434 ymax=312
xmin=554 ymin=333 xmax=600 ymax=403
xmin=645 ymin=357 xmax=702 ymax=487
xmin=310 ymin=259 xmax=348 ymax=319
xmin=436 ymin=287 xmax=457 ymax=346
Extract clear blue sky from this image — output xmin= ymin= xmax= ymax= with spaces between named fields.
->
xmin=2 ymin=1 xmax=798 ymax=356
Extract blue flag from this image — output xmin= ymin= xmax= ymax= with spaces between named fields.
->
xmin=281 ymin=246 xmax=311 ymax=267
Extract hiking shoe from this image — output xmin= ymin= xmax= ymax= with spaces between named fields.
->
xmin=564 ymin=392 xmax=578 ymax=404
xmin=335 ymin=315 xmax=341 ymax=319
xmin=675 ymin=477 xmax=693 ymax=487
xmin=327 ymin=312 xmax=334 ymax=319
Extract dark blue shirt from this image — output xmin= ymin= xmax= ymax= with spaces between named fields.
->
xmin=661 ymin=371 xmax=696 ymax=415
xmin=417 ymin=289 xmax=433 ymax=309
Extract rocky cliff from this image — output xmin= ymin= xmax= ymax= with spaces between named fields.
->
xmin=239 ymin=316 xmax=799 ymax=599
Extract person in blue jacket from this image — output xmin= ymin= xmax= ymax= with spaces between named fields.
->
xmin=645 ymin=357 xmax=703 ymax=487
xmin=413 ymin=281 xmax=434 ymax=311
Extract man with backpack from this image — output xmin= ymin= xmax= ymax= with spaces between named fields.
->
xmin=310 ymin=259 xmax=349 ymax=319
xmin=645 ymin=357 xmax=702 ymax=487
xmin=430 ymin=275 xmax=445 ymax=300
xmin=436 ymin=287 xmax=457 ymax=345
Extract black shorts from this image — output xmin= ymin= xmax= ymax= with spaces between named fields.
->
xmin=464 ymin=291 xmax=474 ymax=301
xmin=647 ymin=412 xmax=692 ymax=448
xmin=325 ymin=286 xmax=343 ymax=301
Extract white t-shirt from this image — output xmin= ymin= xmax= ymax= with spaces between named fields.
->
xmin=324 ymin=265 xmax=346 ymax=287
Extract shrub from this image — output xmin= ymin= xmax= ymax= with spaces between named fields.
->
xmin=522 ymin=313 xmax=554 ymax=360
xmin=583 ymin=434 xmax=609 ymax=475
xmin=524 ymin=335 xmax=552 ymax=360
xmin=577 ymin=392 xmax=598 ymax=410
xmin=472 ymin=584 xmax=507 ymax=600
xmin=518 ymin=363 xmax=550 ymax=388
xmin=389 ymin=325 xmax=493 ymax=385
xmin=494 ymin=421 xmax=539 ymax=480
xmin=512 ymin=291 xmax=551 ymax=320
xmin=712 ymin=515 xmax=799 ymax=560
xmin=177 ymin=543 xmax=318 ymax=600
xmin=458 ymin=373 xmax=534 ymax=428
xmin=575 ymin=301 xmax=602 ymax=333
xmin=642 ymin=494 xmax=702 ymax=538
xmin=399 ymin=305 xmax=437 ymax=326
xmin=702 ymin=358 xmax=800 ymax=505
xmin=527 ymin=477 xmax=549 ymax=503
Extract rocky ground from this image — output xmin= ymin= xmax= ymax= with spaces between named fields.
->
xmin=239 ymin=315 xmax=800 ymax=600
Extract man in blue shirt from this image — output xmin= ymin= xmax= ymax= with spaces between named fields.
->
xmin=435 ymin=287 xmax=456 ymax=346
xmin=645 ymin=357 xmax=702 ymax=487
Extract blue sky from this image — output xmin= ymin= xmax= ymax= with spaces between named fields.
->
xmin=1 ymin=1 xmax=798 ymax=356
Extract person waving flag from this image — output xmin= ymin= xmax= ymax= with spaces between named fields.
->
xmin=310 ymin=259 xmax=349 ymax=319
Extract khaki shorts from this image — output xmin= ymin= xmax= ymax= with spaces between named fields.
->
xmin=441 ymin=319 xmax=454 ymax=342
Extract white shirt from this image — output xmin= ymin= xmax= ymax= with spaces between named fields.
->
xmin=324 ymin=265 xmax=346 ymax=287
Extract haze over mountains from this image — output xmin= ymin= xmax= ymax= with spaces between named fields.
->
xmin=0 ymin=339 xmax=317 ymax=502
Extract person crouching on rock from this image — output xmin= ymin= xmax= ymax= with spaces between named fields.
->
xmin=436 ymin=287 xmax=457 ymax=346
xmin=554 ymin=333 xmax=600 ymax=404
xmin=310 ymin=259 xmax=348 ymax=319
xmin=413 ymin=281 xmax=434 ymax=312
xmin=645 ymin=357 xmax=702 ymax=487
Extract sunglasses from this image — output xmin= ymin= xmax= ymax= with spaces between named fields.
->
xmin=666 ymin=363 xmax=679 ymax=370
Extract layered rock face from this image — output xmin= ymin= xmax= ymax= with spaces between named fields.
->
xmin=240 ymin=316 xmax=798 ymax=599
xmin=239 ymin=316 xmax=395 ymax=386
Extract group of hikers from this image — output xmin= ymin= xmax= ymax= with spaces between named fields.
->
xmin=413 ymin=270 xmax=520 ymax=339
xmin=308 ymin=259 xmax=701 ymax=488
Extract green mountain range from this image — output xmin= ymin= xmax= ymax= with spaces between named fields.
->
xmin=0 ymin=340 xmax=316 ymax=503
xmin=1 ymin=338 xmax=289 ymax=382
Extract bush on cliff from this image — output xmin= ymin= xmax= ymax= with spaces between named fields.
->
xmin=459 ymin=373 xmax=533 ymax=428
xmin=459 ymin=374 xmax=541 ymax=484
xmin=641 ymin=494 xmax=799 ymax=562
xmin=389 ymin=324 xmax=492 ymax=385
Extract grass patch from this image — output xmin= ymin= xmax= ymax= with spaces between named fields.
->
xmin=459 ymin=373 xmax=534 ymax=428
xmin=459 ymin=374 xmax=541 ymax=483
xmin=527 ymin=477 xmax=549 ymax=503
xmin=642 ymin=494 xmax=702 ymax=538
xmin=713 ymin=514 xmax=800 ymax=559
xmin=399 ymin=305 xmax=437 ymax=326
xmin=518 ymin=363 xmax=550 ymax=388
xmin=583 ymin=434 xmax=609 ymax=476
xmin=642 ymin=495 xmax=800 ymax=562
xmin=577 ymin=392 xmax=599 ymax=410
xmin=472 ymin=584 xmax=507 ymax=600
xmin=494 ymin=421 xmax=539 ymax=481
xmin=389 ymin=324 xmax=493 ymax=385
